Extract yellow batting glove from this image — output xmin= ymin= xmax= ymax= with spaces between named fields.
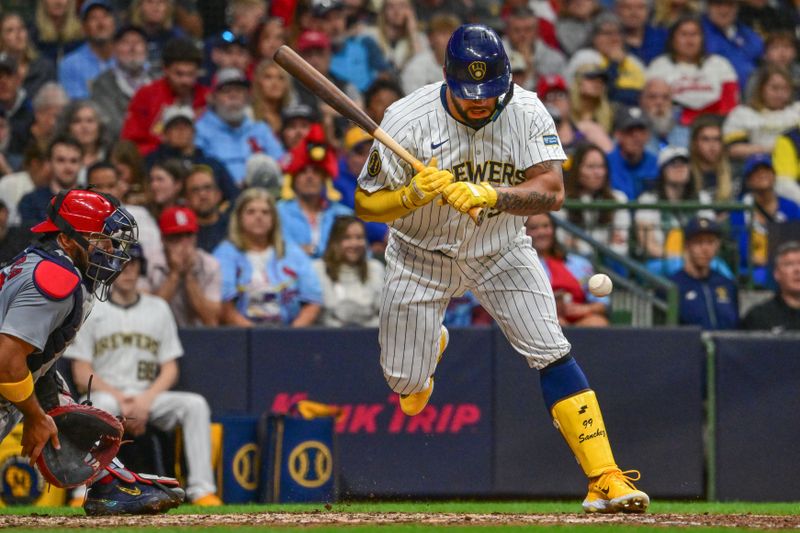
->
xmin=440 ymin=181 xmax=498 ymax=213
xmin=400 ymin=157 xmax=454 ymax=208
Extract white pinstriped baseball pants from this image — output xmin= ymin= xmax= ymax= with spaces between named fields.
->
xmin=379 ymin=235 xmax=572 ymax=395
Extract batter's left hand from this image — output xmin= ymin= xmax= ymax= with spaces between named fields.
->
xmin=440 ymin=181 xmax=498 ymax=213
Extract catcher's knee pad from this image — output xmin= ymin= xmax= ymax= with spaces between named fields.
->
xmin=539 ymin=356 xmax=589 ymax=411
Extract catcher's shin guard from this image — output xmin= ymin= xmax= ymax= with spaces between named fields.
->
xmin=550 ymin=389 xmax=617 ymax=478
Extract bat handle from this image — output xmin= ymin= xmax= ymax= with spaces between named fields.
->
xmin=468 ymin=207 xmax=485 ymax=226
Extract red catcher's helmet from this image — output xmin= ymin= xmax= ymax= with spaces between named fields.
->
xmin=31 ymin=189 xmax=118 ymax=234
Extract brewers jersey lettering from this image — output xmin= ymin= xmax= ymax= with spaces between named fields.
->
xmin=358 ymin=82 xmax=572 ymax=396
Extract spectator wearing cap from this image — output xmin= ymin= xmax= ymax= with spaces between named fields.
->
xmin=184 ymin=164 xmax=230 ymax=253
xmin=293 ymin=30 xmax=362 ymax=116
xmin=607 ymin=106 xmax=659 ymax=199
xmin=30 ymin=0 xmax=84 ymax=63
xmin=194 ymin=68 xmax=284 ymax=184
xmin=502 ymin=7 xmax=566 ymax=85
xmin=29 ymin=82 xmax=69 ymax=153
xmin=90 ymin=25 xmax=152 ymax=139
xmin=58 ymin=0 xmax=117 ymax=99
xmin=0 ymin=143 xmax=49 ymax=227
xmin=400 ymin=13 xmax=460 ymax=95
xmin=616 ymin=0 xmax=668 ymax=65
xmin=647 ymin=17 xmax=739 ymax=127
xmin=145 ymin=105 xmax=239 ymax=203
xmin=244 ymin=154 xmax=284 ymax=198
xmin=730 ymin=154 xmax=800 ymax=287
xmin=702 ymin=0 xmax=764 ymax=93
xmin=311 ymin=0 xmax=391 ymax=93
xmin=0 ymin=53 xmax=34 ymax=159
xmin=122 ymin=37 xmax=209 ymax=155
xmin=538 ymin=74 xmax=612 ymax=155
xmin=280 ymin=104 xmax=317 ymax=151
xmin=740 ymin=241 xmax=800 ymax=332
xmin=566 ymin=12 xmax=647 ymax=106
xmin=278 ymin=124 xmax=353 ymax=258
xmin=18 ymin=136 xmax=82 ymax=229
xmin=636 ymin=146 xmax=722 ymax=277
xmin=130 ymin=0 xmax=188 ymax=72
xmin=640 ymin=78 xmax=688 ymax=154
xmin=141 ymin=206 xmax=223 ymax=327
xmin=669 ymin=217 xmax=739 ymax=330
xmin=204 ymin=30 xmax=252 ymax=86
xmin=0 ymin=198 xmax=27 ymax=262
xmin=0 ymin=12 xmax=57 ymax=100
xmin=335 ymin=127 xmax=388 ymax=254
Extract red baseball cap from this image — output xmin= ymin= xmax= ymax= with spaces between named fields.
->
xmin=159 ymin=206 xmax=199 ymax=235
xmin=536 ymin=74 xmax=568 ymax=100
xmin=297 ymin=31 xmax=331 ymax=52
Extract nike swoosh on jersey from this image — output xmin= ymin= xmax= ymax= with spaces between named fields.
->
xmin=430 ymin=139 xmax=449 ymax=149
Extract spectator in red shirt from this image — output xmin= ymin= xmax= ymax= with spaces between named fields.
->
xmin=121 ymin=37 xmax=209 ymax=155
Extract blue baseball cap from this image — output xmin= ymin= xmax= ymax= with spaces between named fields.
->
xmin=684 ymin=217 xmax=722 ymax=241
xmin=743 ymin=154 xmax=773 ymax=178
xmin=80 ymin=0 xmax=114 ymax=20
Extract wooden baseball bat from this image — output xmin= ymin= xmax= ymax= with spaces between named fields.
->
xmin=273 ymin=45 xmax=485 ymax=226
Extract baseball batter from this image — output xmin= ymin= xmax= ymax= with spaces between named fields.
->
xmin=0 ymin=189 xmax=184 ymax=515
xmin=64 ymin=244 xmax=219 ymax=506
xmin=355 ymin=24 xmax=649 ymax=513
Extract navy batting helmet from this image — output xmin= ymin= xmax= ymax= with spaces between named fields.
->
xmin=445 ymin=24 xmax=511 ymax=100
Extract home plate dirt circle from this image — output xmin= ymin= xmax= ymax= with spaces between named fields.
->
xmin=2 ymin=512 xmax=800 ymax=529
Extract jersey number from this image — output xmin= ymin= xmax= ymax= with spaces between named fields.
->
xmin=137 ymin=361 xmax=158 ymax=381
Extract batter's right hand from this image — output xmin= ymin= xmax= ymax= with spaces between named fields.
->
xmin=402 ymin=157 xmax=454 ymax=208
xmin=21 ymin=412 xmax=60 ymax=466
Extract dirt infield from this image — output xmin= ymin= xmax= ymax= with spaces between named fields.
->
xmin=2 ymin=512 xmax=800 ymax=529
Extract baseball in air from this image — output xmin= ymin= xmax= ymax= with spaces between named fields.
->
xmin=588 ymin=274 xmax=613 ymax=297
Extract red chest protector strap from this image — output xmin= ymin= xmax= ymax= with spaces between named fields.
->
xmin=33 ymin=258 xmax=81 ymax=301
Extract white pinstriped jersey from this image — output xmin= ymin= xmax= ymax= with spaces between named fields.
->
xmin=358 ymin=82 xmax=566 ymax=259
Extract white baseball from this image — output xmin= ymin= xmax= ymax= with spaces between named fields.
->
xmin=588 ymin=274 xmax=613 ymax=297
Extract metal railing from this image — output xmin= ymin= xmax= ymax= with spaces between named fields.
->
xmin=553 ymin=200 xmax=755 ymax=326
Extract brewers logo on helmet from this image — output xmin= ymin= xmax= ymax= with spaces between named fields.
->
xmin=444 ymin=24 xmax=511 ymax=99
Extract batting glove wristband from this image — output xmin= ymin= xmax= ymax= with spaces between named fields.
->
xmin=440 ymin=181 xmax=498 ymax=213
xmin=401 ymin=157 xmax=454 ymax=208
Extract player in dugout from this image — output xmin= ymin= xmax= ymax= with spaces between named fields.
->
xmin=355 ymin=24 xmax=649 ymax=513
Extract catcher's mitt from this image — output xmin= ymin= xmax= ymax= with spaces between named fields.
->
xmin=36 ymin=404 xmax=123 ymax=488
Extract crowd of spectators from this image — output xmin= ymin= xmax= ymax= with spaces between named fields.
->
xmin=0 ymin=0 xmax=797 ymax=333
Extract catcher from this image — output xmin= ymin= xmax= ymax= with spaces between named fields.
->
xmin=0 ymin=189 xmax=185 ymax=515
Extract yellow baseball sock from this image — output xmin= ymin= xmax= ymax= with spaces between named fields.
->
xmin=551 ymin=390 xmax=617 ymax=478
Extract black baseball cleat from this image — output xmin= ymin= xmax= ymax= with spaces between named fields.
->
xmin=84 ymin=470 xmax=185 ymax=516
